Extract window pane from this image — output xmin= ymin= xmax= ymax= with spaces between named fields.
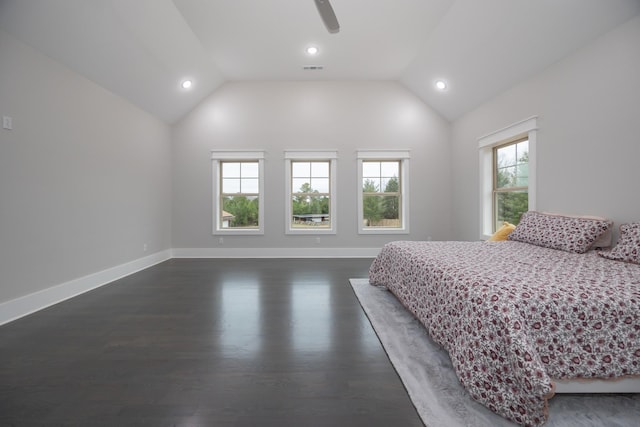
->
xmin=222 ymin=178 xmax=240 ymax=193
xmin=311 ymin=162 xmax=329 ymax=177
xmin=222 ymin=195 xmax=259 ymax=229
xmin=291 ymin=194 xmax=330 ymax=228
xmin=380 ymin=161 xmax=399 ymax=177
xmin=494 ymin=191 xmax=528 ymax=230
xmin=381 ymin=176 xmax=400 ymax=193
xmin=241 ymin=162 xmax=259 ymax=178
xmin=362 ymin=162 xmax=380 ymax=178
xmin=362 ymin=195 xmax=401 ymax=228
xmin=222 ymin=162 xmax=241 ymax=178
xmin=363 ymin=161 xmax=400 ymax=193
xmin=312 ymin=178 xmax=329 ymax=193
xmin=496 ymin=139 xmax=528 ymax=191
xmin=497 ymin=145 xmax=517 ymax=168
xmin=292 ymin=162 xmax=310 ymax=178
xmin=515 ymin=164 xmax=528 ymax=187
xmin=514 ymin=141 xmax=529 ymax=187
xmin=292 ymin=178 xmax=310 ymax=193
xmin=295 ymin=195 xmax=329 ymax=214
xmin=496 ymin=166 xmax=516 ymax=189
xmin=516 ymin=140 xmax=529 ymax=165
xmin=241 ymin=178 xmax=259 ymax=194
xmin=363 ymin=178 xmax=381 ymax=193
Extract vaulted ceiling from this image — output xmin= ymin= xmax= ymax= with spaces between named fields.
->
xmin=1 ymin=0 xmax=638 ymax=124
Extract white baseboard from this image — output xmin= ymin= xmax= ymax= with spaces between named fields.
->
xmin=0 ymin=250 xmax=172 ymax=326
xmin=171 ymin=247 xmax=381 ymax=258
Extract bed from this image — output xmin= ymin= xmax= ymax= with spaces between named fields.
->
xmin=368 ymin=212 xmax=640 ymax=426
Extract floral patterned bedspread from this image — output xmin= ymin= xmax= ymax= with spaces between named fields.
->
xmin=368 ymin=240 xmax=640 ymax=426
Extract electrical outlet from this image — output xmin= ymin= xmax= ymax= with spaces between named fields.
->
xmin=219 ymin=237 xmax=224 ymax=244
xmin=143 ymin=243 xmax=148 ymax=252
xmin=3 ymin=116 xmax=12 ymax=130
xmin=315 ymin=237 xmax=321 ymax=244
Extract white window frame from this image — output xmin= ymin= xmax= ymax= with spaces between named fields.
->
xmin=285 ymin=150 xmax=337 ymax=235
xmin=478 ymin=116 xmax=537 ymax=240
xmin=211 ymin=150 xmax=265 ymax=235
xmin=357 ymin=150 xmax=410 ymax=235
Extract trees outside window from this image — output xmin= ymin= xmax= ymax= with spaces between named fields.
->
xmin=290 ymin=161 xmax=331 ymax=228
xmin=285 ymin=151 xmax=337 ymax=234
xmin=493 ymin=139 xmax=529 ymax=229
xmin=361 ymin=162 xmax=401 ymax=227
xmin=211 ymin=151 xmax=264 ymax=235
xmin=221 ymin=161 xmax=260 ymax=229
xmin=357 ymin=151 xmax=410 ymax=235
xmin=362 ymin=179 xmax=383 ymax=225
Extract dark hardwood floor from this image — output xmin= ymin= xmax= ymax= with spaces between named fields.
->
xmin=0 ymin=258 xmax=424 ymax=426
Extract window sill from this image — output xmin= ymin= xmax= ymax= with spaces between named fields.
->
xmin=213 ymin=229 xmax=264 ymax=236
xmin=285 ymin=228 xmax=337 ymax=235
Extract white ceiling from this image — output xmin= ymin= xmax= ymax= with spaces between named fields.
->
xmin=1 ymin=0 xmax=638 ymax=124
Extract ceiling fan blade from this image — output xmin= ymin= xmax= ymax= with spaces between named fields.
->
xmin=314 ymin=0 xmax=340 ymax=34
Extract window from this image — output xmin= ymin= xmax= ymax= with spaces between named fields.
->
xmin=285 ymin=151 xmax=337 ymax=234
xmin=493 ymin=138 xmax=529 ymax=231
xmin=479 ymin=117 xmax=537 ymax=239
xmin=357 ymin=150 xmax=410 ymax=234
xmin=211 ymin=150 xmax=265 ymax=235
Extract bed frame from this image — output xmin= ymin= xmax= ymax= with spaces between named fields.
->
xmin=555 ymin=377 xmax=640 ymax=393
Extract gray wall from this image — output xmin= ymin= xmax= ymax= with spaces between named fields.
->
xmin=172 ymin=81 xmax=452 ymax=251
xmin=0 ymin=31 xmax=173 ymax=304
xmin=450 ymin=15 xmax=640 ymax=241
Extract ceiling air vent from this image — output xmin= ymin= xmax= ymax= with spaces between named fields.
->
xmin=303 ymin=65 xmax=324 ymax=71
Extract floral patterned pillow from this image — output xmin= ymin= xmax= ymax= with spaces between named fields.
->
xmin=508 ymin=211 xmax=613 ymax=253
xmin=598 ymin=223 xmax=640 ymax=264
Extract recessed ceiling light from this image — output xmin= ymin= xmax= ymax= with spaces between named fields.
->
xmin=305 ymin=46 xmax=319 ymax=55
xmin=435 ymin=80 xmax=447 ymax=91
xmin=181 ymin=80 xmax=193 ymax=89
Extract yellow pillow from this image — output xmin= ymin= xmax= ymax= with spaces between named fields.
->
xmin=488 ymin=221 xmax=516 ymax=241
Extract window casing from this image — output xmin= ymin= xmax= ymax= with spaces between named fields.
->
xmin=212 ymin=150 xmax=265 ymax=235
xmin=479 ymin=117 xmax=537 ymax=240
xmin=357 ymin=150 xmax=410 ymax=234
xmin=285 ymin=151 xmax=337 ymax=235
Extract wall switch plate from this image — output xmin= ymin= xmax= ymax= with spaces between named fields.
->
xmin=3 ymin=116 xmax=12 ymax=130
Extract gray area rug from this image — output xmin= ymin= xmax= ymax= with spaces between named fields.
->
xmin=349 ymin=278 xmax=640 ymax=427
